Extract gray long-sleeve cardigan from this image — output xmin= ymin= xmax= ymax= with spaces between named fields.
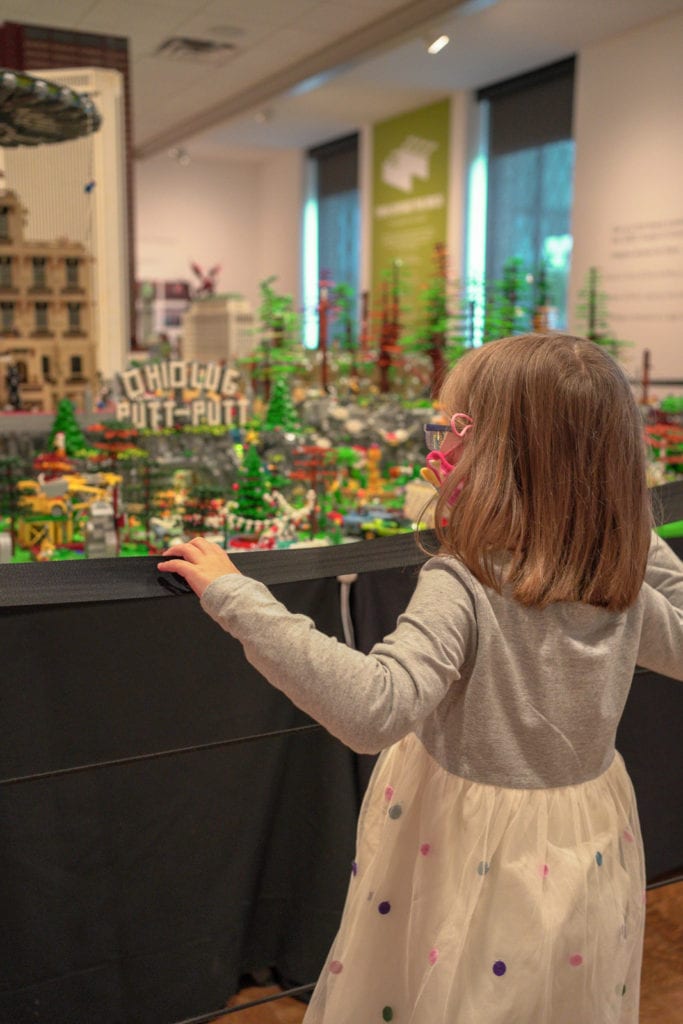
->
xmin=200 ymin=532 xmax=683 ymax=789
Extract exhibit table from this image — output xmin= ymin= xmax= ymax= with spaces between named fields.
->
xmin=0 ymin=484 xmax=681 ymax=1024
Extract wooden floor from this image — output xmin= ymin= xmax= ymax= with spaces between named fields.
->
xmin=218 ymin=880 xmax=683 ymax=1023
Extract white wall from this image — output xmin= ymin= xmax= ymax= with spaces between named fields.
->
xmin=135 ymin=149 xmax=304 ymax=317
xmin=570 ymin=11 xmax=683 ymax=390
xmin=254 ymin=149 xmax=305 ymax=307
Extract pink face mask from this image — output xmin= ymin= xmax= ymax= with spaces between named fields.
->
xmin=421 ymin=413 xmax=473 ymax=501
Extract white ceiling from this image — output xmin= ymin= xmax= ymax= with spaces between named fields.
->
xmin=2 ymin=0 xmax=683 ymax=162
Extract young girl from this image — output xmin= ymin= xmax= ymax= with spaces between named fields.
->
xmin=159 ymin=332 xmax=683 ymax=1024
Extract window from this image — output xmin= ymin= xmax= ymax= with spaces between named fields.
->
xmin=475 ymin=59 xmax=575 ymax=333
xmin=42 ymin=355 xmax=51 ymax=379
xmin=304 ymin=134 xmax=359 ymax=348
xmin=0 ymin=207 xmax=9 ymax=241
xmin=0 ymin=257 xmax=12 ymax=288
xmin=65 ymin=258 xmax=80 ymax=287
xmin=1 ymin=301 xmax=15 ymax=331
xmin=70 ymin=355 xmax=83 ymax=377
xmin=35 ymin=302 xmax=49 ymax=331
xmin=32 ymin=257 xmax=47 ymax=288
xmin=67 ymin=303 xmax=82 ymax=331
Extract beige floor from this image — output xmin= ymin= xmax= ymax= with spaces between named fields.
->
xmin=218 ymin=880 xmax=683 ymax=1023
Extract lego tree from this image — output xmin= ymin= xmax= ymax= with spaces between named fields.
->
xmin=182 ymin=483 xmax=225 ymax=535
xmin=576 ymin=266 xmax=628 ymax=359
xmin=482 ymin=256 xmax=530 ymax=343
xmin=244 ymin=276 xmax=305 ymax=402
xmin=87 ymin=420 xmax=147 ymax=465
xmin=48 ymin=398 xmax=89 ymax=456
xmin=123 ymin=459 xmax=174 ymax=548
xmin=531 ymin=260 xmax=556 ymax=331
xmin=377 ymin=260 xmax=406 ymax=394
xmin=0 ymin=454 xmax=26 ymax=552
xmin=233 ymin=444 xmax=272 ymax=522
xmin=332 ymin=281 xmax=360 ymax=391
xmin=402 ymin=243 xmax=469 ymax=397
xmin=316 ymin=273 xmax=335 ymax=394
xmin=263 ymin=374 xmax=300 ymax=432
xmin=290 ymin=445 xmax=336 ymax=534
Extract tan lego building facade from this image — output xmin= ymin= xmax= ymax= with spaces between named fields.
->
xmin=0 ymin=188 xmax=97 ymax=413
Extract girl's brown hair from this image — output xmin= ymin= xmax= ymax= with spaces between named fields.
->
xmin=433 ymin=332 xmax=652 ymax=610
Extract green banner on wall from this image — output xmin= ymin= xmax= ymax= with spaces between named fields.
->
xmin=371 ymin=98 xmax=450 ymax=331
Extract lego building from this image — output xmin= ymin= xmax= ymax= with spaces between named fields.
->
xmin=0 ymin=187 xmax=96 ymax=412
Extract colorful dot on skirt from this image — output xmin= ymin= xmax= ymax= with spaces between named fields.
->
xmin=539 ymin=863 xmax=549 ymax=877
xmin=420 ymin=843 xmax=431 ymax=856
xmin=492 ymin=960 xmax=506 ymax=977
xmin=384 ymin=786 xmax=394 ymax=802
xmin=615 ymin=983 xmax=627 ymax=997
xmin=429 ymin=948 xmax=439 ymax=965
xmin=328 ymin=960 xmax=343 ymax=974
xmin=477 ymin=860 xmax=490 ymax=876
xmin=378 ymin=900 xmax=391 ymax=915
xmin=382 ymin=1008 xmax=394 ymax=1022
xmin=595 ymin=851 xmax=603 ymax=866
xmin=623 ymin=828 xmax=634 ymax=843
xmin=569 ymin=954 xmax=584 ymax=967
xmin=388 ymin=804 xmax=403 ymax=820
xmin=351 ymin=861 xmax=358 ymax=876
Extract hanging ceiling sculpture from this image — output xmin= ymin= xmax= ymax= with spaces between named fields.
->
xmin=0 ymin=68 xmax=101 ymax=147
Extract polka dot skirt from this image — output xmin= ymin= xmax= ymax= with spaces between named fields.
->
xmin=303 ymin=736 xmax=645 ymax=1024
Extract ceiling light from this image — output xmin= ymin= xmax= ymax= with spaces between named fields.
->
xmin=426 ymin=34 xmax=450 ymax=55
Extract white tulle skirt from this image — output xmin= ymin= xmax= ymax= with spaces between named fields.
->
xmin=304 ymin=734 xmax=645 ymax=1024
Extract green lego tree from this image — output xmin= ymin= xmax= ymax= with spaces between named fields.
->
xmin=243 ymin=276 xmax=306 ymax=401
xmin=402 ymin=244 xmax=469 ymax=396
xmin=482 ymin=256 xmax=530 ymax=343
xmin=263 ymin=374 xmax=300 ymax=432
xmin=331 ymin=281 xmax=359 ymax=388
xmin=233 ymin=444 xmax=271 ymax=521
xmin=48 ymin=398 xmax=89 ymax=456
xmin=576 ymin=266 xmax=629 ymax=359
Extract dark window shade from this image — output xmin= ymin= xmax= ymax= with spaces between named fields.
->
xmin=479 ymin=58 xmax=575 ymax=157
xmin=309 ymin=134 xmax=358 ymax=197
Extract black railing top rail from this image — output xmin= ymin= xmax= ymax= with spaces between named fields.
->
xmin=0 ymin=479 xmax=681 ymax=609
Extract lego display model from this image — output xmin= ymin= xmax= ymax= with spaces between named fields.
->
xmin=0 ymin=189 xmax=97 ymax=413
xmin=1 ymin=264 xmax=681 ymax=561
xmin=0 ymin=68 xmax=103 ymax=412
xmin=0 ymin=68 xmax=101 ymax=147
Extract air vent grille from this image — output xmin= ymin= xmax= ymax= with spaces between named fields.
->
xmin=155 ymin=37 xmax=238 ymax=65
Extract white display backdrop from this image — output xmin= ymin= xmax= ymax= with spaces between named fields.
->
xmin=135 ymin=149 xmax=304 ymax=318
xmin=570 ymin=11 xmax=683 ymax=393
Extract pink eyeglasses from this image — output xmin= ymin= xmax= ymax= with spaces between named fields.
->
xmin=423 ymin=413 xmax=474 ymax=451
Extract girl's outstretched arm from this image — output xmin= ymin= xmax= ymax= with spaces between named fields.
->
xmin=158 ymin=539 xmax=474 ymax=754
xmin=159 ymin=537 xmax=242 ymax=598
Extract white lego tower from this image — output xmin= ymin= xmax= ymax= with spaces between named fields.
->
xmin=181 ymin=295 xmax=254 ymax=364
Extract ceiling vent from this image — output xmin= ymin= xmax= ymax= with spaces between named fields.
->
xmin=155 ymin=37 xmax=238 ymax=65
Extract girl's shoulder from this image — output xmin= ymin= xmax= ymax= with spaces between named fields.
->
xmin=418 ymin=553 xmax=484 ymax=612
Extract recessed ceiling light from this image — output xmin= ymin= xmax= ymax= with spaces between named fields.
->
xmin=427 ymin=34 xmax=450 ymax=55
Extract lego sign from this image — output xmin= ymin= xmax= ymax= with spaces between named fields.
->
xmin=115 ymin=360 xmax=249 ymax=430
